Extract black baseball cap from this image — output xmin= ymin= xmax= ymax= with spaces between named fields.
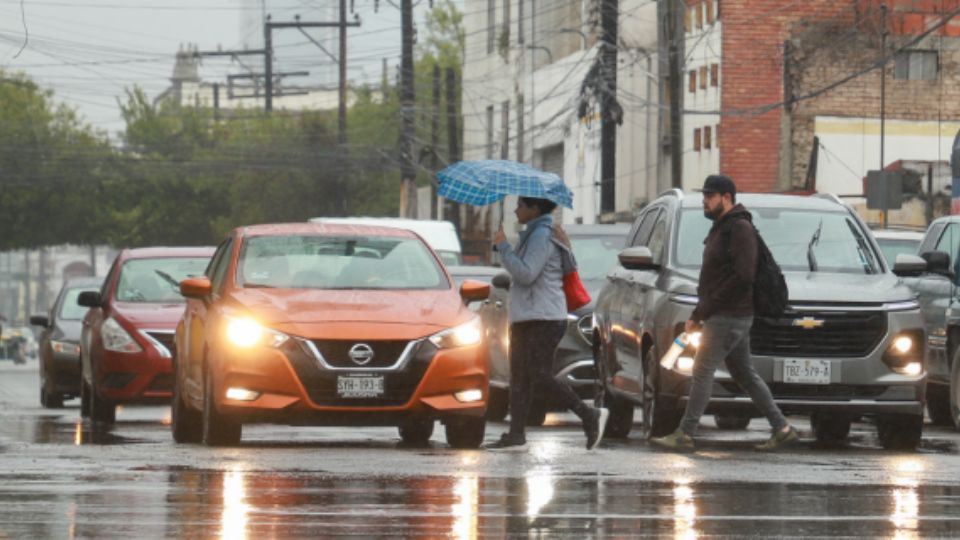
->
xmin=699 ymin=174 xmax=736 ymax=196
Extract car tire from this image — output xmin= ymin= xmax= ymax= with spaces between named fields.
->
xmin=80 ymin=379 xmax=91 ymax=418
xmin=951 ymin=352 xmax=960 ymax=429
xmin=398 ymin=418 xmax=434 ymax=446
xmin=39 ymin=371 xmax=64 ymax=409
xmin=202 ymin=370 xmax=242 ymax=447
xmin=592 ymin=347 xmax=634 ymax=439
xmin=810 ymin=412 xmax=851 ymax=446
xmin=444 ymin=416 xmax=485 ymax=449
xmin=714 ymin=414 xmax=750 ymax=430
xmin=643 ymin=348 xmax=682 ymax=438
xmin=927 ymin=384 xmax=953 ymax=426
xmin=876 ymin=414 xmax=923 ymax=451
xmin=485 ymin=387 xmax=509 ymax=422
xmin=89 ymin=381 xmax=116 ymax=424
xmin=171 ymin=374 xmax=202 ymax=444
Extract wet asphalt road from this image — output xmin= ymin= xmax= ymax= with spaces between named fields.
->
xmin=3 ymin=363 xmax=960 ymax=538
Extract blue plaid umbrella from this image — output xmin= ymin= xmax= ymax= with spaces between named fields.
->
xmin=437 ymin=159 xmax=573 ymax=209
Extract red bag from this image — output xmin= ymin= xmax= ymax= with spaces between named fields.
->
xmin=562 ymin=270 xmax=591 ymax=312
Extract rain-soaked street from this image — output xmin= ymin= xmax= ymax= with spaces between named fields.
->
xmin=3 ymin=363 xmax=960 ymax=538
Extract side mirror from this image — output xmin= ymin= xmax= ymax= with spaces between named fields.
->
xmin=618 ymin=246 xmax=658 ymax=270
xmin=29 ymin=315 xmax=49 ymax=328
xmin=920 ymin=250 xmax=953 ymax=278
xmin=459 ymin=279 xmax=491 ymax=303
xmin=893 ymin=253 xmax=928 ymax=277
xmin=491 ymin=272 xmax=511 ymax=290
xmin=77 ymin=291 xmax=102 ymax=308
xmin=180 ymin=277 xmax=213 ymax=299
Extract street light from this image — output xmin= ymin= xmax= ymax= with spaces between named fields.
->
xmin=558 ymin=27 xmax=588 ymax=50
xmin=526 ymin=45 xmax=553 ymax=64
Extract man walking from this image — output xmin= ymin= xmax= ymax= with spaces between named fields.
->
xmin=650 ymin=175 xmax=798 ymax=452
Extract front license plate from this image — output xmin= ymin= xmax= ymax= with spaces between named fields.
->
xmin=337 ymin=375 xmax=385 ymax=398
xmin=783 ymin=359 xmax=831 ymax=384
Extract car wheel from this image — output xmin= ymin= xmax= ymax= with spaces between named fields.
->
xmin=642 ymin=348 xmax=682 ymax=438
xmin=810 ymin=412 xmax=851 ymax=446
xmin=714 ymin=414 xmax=750 ymax=430
xmin=876 ymin=414 xmax=923 ymax=451
xmin=39 ymin=371 xmax=64 ymax=409
xmin=202 ymin=370 xmax=242 ymax=447
xmin=525 ymin=398 xmax=547 ymax=427
xmin=398 ymin=418 xmax=434 ymax=446
xmin=927 ymin=384 xmax=953 ymax=426
xmin=171 ymin=373 xmax=202 ymax=444
xmin=485 ymin=387 xmax=509 ymax=422
xmin=951 ymin=353 xmax=960 ymax=429
xmin=80 ymin=379 xmax=91 ymax=418
xmin=444 ymin=416 xmax=485 ymax=449
xmin=89 ymin=381 xmax=116 ymax=424
xmin=591 ymin=340 xmax=634 ymax=439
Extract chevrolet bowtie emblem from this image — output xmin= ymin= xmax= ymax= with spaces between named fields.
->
xmin=792 ymin=317 xmax=825 ymax=330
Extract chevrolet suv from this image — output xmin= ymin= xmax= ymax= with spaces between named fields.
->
xmin=592 ymin=191 xmax=927 ymax=450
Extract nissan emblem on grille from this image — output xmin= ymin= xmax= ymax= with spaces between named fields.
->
xmin=348 ymin=343 xmax=375 ymax=365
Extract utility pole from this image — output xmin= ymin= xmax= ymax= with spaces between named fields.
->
xmin=666 ymin=0 xmax=684 ymax=189
xmin=431 ymin=64 xmax=441 ymax=219
xmin=599 ymin=0 xmax=619 ymax=216
xmin=338 ymin=0 xmax=348 ymax=145
xmin=399 ymin=0 xmax=417 ymax=218
xmin=265 ymin=18 xmax=274 ymax=112
xmin=446 ymin=67 xmax=461 ymax=234
xmin=880 ymin=2 xmax=888 ymax=228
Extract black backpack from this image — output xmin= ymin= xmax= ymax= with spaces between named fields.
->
xmin=724 ymin=222 xmax=789 ymax=318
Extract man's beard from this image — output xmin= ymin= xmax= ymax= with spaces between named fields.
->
xmin=703 ymin=205 xmax=722 ymax=221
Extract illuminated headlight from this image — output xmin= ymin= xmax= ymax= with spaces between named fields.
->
xmin=51 ymin=340 xmax=81 ymax=356
xmin=892 ymin=336 xmax=913 ymax=354
xmin=688 ymin=331 xmax=702 ymax=349
xmin=101 ymin=318 xmax=143 ymax=353
xmin=677 ymin=356 xmax=695 ymax=374
xmin=225 ymin=387 xmax=260 ymax=401
xmin=429 ymin=318 xmax=482 ymax=349
xmin=892 ymin=362 xmax=923 ymax=376
xmin=224 ymin=317 xmax=289 ymax=349
xmin=454 ymin=389 xmax=483 ymax=403
xmin=882 ymin=330 xmax=924 ymax=375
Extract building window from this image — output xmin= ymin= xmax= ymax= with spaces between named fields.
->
xmin=487 ymin=0 xmax=496 ymax=55
xmin=693 ymin=128 xmax=702 ymax=151
xmin=699 ymin=66 xmax=708 ymax=89
xmin=715 ymin=123 xmax=720 ymax=147
xmin=685 ymin=7 xmax=693 ymax=32
xmin=516 ymin=94 xmax=524 ymax=160
xmin=706 ymin=0 xmax=715 ymax=24
xmin=502 ymin=0 xmax=511 ymax=53
xmin=696 ymin=3 xmax=703 ymax=29
xmin=486 ymin=105 xmax=495 ymax=158
xmin=894 ymin=50 xmax=938 ymax=80
xmin=689 ymin=70 xmax=696 ymax=93
xmin=711 ymin=63 xmax=719 ymax=86
xmin=704 ymin=126 xmax=712 ymax=149
xmin=500 ymin=100 xmax=510 ymax=159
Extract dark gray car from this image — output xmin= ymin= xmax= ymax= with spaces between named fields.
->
xmin=593 ymin=191 xmax=927 ymax=450
xmin=480 ymin=224 xmax=630 ymax=425
xmin=30 ymin=276 xmax=102 ymax=408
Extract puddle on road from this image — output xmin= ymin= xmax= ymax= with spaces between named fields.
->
xmin=1 ymin=470 xmax=960 ymax=538
xmin=0 ymin=416 xmax=145 ymax=446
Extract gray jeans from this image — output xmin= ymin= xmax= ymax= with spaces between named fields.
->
xmin=679 ymin=315 xmax=788 ymax=436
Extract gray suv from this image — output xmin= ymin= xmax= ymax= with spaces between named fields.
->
xmin=593 ymin=190 xmax=927 ymax=450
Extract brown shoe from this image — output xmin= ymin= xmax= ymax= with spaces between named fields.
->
xmin=755 ymin=425 xmax=799 ymax=452
xmin=649 ymin=429 xmax=695 ymax=452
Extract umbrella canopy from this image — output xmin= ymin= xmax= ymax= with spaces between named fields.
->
xmin=437 ymin=159 xmax=574 ymax=209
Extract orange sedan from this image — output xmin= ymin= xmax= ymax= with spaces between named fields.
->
xmin=172 ymin=223 xmax=491 ymax=447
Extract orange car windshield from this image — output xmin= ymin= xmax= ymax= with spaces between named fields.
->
xmin=238 ymin=234 xmax=449 ymax=290
xmin=116 ymin=257 xmax=210 ymax=303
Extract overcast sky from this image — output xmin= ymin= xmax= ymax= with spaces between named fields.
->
xmin=0 ymin=0 xmax=439 ymax=142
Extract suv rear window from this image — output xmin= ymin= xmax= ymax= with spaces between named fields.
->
xmin=675 ymin=208 xmax=882 ymax=274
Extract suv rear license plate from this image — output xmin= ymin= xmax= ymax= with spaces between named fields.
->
xmin=783 ymin=359 xmax=830 ymax=384
xmin=337 ymin=375 xmax=385 ymax=398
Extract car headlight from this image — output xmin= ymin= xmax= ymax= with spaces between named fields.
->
xmin=50 ymin=340 xmax=81 ymax=356
xmin=882 ymin=329 xmax=924 ymax=375
xmin=429 ymin=317 xmax=482 ymax=349
xmin=224 ymin=317 xmax=289 ymax=349
xmin=101 ymin=317 xmax=143 ymax=353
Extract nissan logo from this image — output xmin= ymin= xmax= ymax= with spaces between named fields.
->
xmin=348 ymin=343 xmax=375 ymax=365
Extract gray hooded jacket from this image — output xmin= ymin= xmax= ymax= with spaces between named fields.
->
xmin=495 ymin=214 xmax=568 ymax=323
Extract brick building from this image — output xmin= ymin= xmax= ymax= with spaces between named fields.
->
xmin=685 ymin=0 xmax=960 ymax=199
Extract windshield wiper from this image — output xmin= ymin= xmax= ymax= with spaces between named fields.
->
xmin=807 ymin=220 xmax=823 ymax=272
xmin=242 ymin=283 xmax=275 ymax=289
xmin=845 ymin=218 xmax=878 ymax=274
xmin=155 ymin=270 xmax=181 ymax=289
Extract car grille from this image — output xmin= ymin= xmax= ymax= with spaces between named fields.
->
xmin=145 ymin=332 xmax=176 ymax=359
xmin=750 ymin=311 xmax=886 ymax=358
xmin=310 ymin=339 xmax=410 ymax=368
xmin=289 ymin=340 xmax=434 ymax=407
xmin=721 ymin=382 xmax=888 ymax=399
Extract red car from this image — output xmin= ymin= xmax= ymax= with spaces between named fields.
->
xmin=79 ymin=247 xmax=214 ymax=423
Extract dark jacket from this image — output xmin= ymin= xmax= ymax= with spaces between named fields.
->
xmin=691 ymin=203 xmax=758 ymax=321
